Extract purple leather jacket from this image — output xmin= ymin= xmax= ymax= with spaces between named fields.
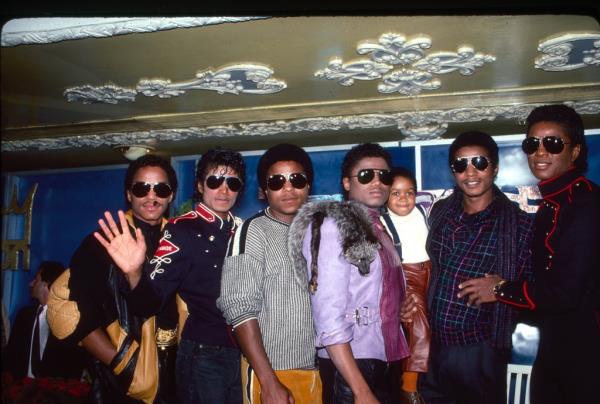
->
xmin=302 ymin=217 xmax=409 ymax=362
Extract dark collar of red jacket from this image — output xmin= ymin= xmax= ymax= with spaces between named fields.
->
xmin=538 ymin=168 xmax=591 ymax=200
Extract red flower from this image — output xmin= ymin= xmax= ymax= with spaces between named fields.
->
xmin=2 ymin=376 xmax=92 ymax=403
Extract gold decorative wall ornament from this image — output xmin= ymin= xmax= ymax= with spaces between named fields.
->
xmin=2 ymin=183 xmax=38 ymax=270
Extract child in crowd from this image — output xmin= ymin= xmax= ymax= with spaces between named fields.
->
xmin=381 ymin=167 xmax=431 ymax=404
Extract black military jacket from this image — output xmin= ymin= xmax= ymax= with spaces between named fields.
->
xmin=129 ymin=203 xmax=240 ymax=347
xmin=497 ymin=169 xmax=600 ymax=315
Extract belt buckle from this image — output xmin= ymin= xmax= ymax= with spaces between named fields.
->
xmin=355 ymin=306 xmax=369 ymax=326
xmin=156 ymin=327 xmax=178 ymax=347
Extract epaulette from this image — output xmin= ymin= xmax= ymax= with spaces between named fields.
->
xmin=170 ymin=210 xmax=198 ymax=224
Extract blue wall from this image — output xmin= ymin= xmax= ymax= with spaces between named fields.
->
xmin=2 ymin=166 xmax=128 ymax=321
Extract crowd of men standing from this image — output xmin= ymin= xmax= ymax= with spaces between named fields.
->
xmin=2 ymin=104 xmax=598 ymax=404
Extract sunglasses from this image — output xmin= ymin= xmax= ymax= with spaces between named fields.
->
xmin=522 ymin=136 xmax=572 ymax=155
xmin=266 ymin=172 xmax=308 ymax=191
xmin=205 ymin=175 xmax=243 ymax=192
xmin=350 ymin=169 xmax=393 ymax=186
xmin=450 ymin=155 xmax=491 ymax=173
xmin=131 ymin=182 xmax=173 ymax=198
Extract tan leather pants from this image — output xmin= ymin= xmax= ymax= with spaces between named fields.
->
xmin=401 ymin=260 xmax=432 ymax=373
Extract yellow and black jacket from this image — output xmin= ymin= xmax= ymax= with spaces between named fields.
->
xmin=48 ymin=211 xmax=170 ymax=404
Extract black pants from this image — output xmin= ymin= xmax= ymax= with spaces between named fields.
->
xmin=155 ymin=344 xmax=178 ymax=404
xmin=418 ymin=340 xmax=509 ymax=404
xmin=530 ymin=313 xmax=600 ymax=404
xmin=318 ymin=357 xmax=400 ymax=404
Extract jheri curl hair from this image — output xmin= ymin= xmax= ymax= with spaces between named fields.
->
xmin=526 ymin=104 xmax=588 ymax=172
xmin=340 ymin=143 xmax=392 ymax=199
xmin=124 ymin=154 xmax=178 ymax=202
xmin=194 ymin=148 xmax=246 ymax=201
xmin=257 ymin=144 xmax=313 ymax=191
xmin=448 ymin=131 xmax=499 ymax=167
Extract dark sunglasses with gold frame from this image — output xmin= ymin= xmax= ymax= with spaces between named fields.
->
xmin=205 ymin=175 xmax=243 ymax=192
xmin=266 ymin=172 xmax=308 ymax=191
xmin=130 ymin=182 xmax=173 ymax=198
xmin=521 ymin=136 xmax=572 ymax=155
xmin=349 ymin=168 xmax=393 ymax=185
xmin=450 ymin=155 xmax=491 ymax=174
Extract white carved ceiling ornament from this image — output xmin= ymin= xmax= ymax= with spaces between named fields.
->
xmin=315 ymin=33 xmax=496 ymax=96
xmin=64 ymin=84 xmax=137 ymax=104
xmin=64 ymin=64 xmax=287 ymax=104
xmin=535 ymin=32 xmax=600 ymax=71
xmin=3 ymin=100 xmax=599 ymax=152
xmin=1 ymin=17 xmax=269 ymax=47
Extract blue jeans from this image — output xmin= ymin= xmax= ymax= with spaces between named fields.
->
xmin=176 ymin=339 xmax=242 ymax=404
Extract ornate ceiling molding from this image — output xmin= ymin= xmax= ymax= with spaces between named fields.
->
xmin=315 ymin=33 xmax=496 ymax=96
xmin=137 ymin=64 xmax=287 ymax=97
xmin=1 ymin=17 xmax=269 ymax=47
xmin=535 ymin=32 xmax=600 ymax=71
xmin=64 ymin=84 xmax=137 ymax=104
xmin=64 ymin=64 xmax=286 ymax=104
xmin=3 ymin=100 xmax=598 ymax=152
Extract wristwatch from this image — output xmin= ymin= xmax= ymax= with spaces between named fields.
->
xmin=493 ymin=279 xmax=507 ymax=296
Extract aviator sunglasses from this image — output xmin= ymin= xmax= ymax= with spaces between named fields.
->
xmin=266 ymin=172 xmax=308 ymax=191
xmin=350 ymin=169 xmax=393 ymax=186
xmin=450 ymin=155 xmax=491 ymax=173
xmin=205 ymin=175 xmax=243 ymax=192
xmin=131 ymin=182 xmax=173 ymax=198
xmin=522 ymin=136 xmax=571 ymax=155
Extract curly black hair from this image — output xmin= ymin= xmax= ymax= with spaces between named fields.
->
xmin=526 ymin=104 xmax=588 ymax=172
xmin=194 ymin=148 xmax=246 ymax=201
xmin=124 ymin=154 xmax=178 ymax=202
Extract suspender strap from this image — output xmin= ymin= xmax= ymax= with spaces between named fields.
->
xmin=380 ymin=212 xmax=403 ymax=261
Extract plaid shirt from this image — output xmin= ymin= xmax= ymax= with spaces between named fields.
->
xmin=429 ymin=198 xmax=499 ymax=346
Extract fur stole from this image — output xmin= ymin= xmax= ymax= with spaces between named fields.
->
xmin=288 ymin=200 xmax=380 ymax=293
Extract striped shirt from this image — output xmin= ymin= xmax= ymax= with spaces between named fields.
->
xmin=217 ymin=208 xmax=316 ymax=370
xmin=429 ymin=198 xmax=498 ymax=346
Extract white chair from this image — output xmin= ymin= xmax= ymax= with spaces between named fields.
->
xmin=507 ymin=364 xmax=532 ymax=404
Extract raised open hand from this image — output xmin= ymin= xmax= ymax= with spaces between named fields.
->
xmin=93 ymin=210 xmax=146 ymax=277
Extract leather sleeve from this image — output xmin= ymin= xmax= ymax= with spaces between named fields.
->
xmin=48 ymin=234 xmax=111 ymax=344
